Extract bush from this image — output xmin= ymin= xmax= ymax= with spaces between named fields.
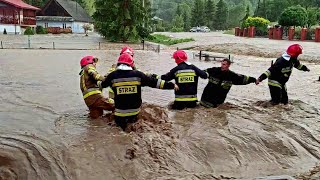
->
xmin=294 ymin=27 xmax=302 ymax=39
xmin=307 ymin=27 xmax=315 ymax=40
xmin=24 ymin=27 xmax=34 ymax=35
xmin=242 ymin=16 xmax=270 ymax=36
xmin=279 ymin=5 xmax=308 ymax=27
xmin=171 ymin=27 xmax=184 ymax=32
xmin=36 ymin=26 xmax=47 ymax=34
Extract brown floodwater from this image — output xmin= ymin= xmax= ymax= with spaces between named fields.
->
xmin=0 ymin=49 xmax=320 ymax=180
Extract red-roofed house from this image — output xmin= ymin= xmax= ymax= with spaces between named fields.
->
xmin=0 ymin=0 xmax=40 ymax=34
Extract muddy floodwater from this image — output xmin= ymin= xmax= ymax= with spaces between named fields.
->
xmin=1 ymin=36 xmax=320 ymax=179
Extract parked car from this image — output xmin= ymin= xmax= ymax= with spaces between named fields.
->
xmin=190 ymin=26 xmax=210 ymax=32
xmin=200 ymin=26 xmax=210 ymax=32
xmin=189 ymin=27 xmax=198 ymax=32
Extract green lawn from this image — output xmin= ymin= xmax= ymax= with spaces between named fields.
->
xmin=147 ymin=34 xmax=194 ymax=45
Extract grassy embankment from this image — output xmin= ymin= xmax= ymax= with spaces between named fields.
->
xmin=147 ymin=34 xmax=194 ymax=45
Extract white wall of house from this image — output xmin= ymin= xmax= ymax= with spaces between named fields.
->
xmin=36 ymin=21 xmax=72 ymax=29
xmin=0 ymin=24 xmax=21 ymax=34
xmin=36 ymin=21 xmax=93 ymax=34
xmin=73 ymin=22 xmax=89 ymax=33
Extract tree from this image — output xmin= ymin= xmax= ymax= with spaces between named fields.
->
xmin=191 ymin=0 xmax=205 ymax=26
xmin=204 ymin=0 xmax=216 ymax=29
xmin=266 ymin=0 xmax=291 ymax=22
xmin=306 ymin=8 xmax=319 ymax=27
xmin=171 ymin=15 xmax=184 ymax=32
xmin=180 ymin=3 xmax=192 ymax=31
xmin=278 ymin=5 xmax=308 ymax=27
xmin=214 ymin=0 xmax=228 ymax=30
xmin=93 ymin=0 xmax=149 ymax=42
xmin=228 ymin=2 xmax=246 ymax=28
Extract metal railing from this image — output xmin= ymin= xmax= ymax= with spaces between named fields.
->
xmin=0 ymin=38 xmax=162 ymax=53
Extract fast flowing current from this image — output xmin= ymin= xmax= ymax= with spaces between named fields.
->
xmin=0 ymin=49 xmax=319 ymax=180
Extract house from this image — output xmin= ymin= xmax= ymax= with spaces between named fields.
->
xmin=0 ymin=0 xmax=40 ymax=34
xmin=36 ymin=0 xmax=94 ymax=34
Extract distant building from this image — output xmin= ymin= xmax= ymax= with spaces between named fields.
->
xmin=0 ymin=0 xmax=40 ymax=34
xmin=36 ymin=0 xmax=94 ymax=33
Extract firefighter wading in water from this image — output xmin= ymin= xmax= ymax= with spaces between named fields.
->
xmin=160 ymin=50 xmax=208 ymax=110
xmin=200 ymin=58 xmax=256 ymax=108
xmin=98 ymin=53 xmax=178 ymax=130
xmin=256 ymin=44 xmax=310 ymax=105
xmin=79 ymin=56 xmax=115 ymax=118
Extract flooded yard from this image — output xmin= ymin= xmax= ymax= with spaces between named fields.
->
xmin=0 ymin=32 xmax=319 ymax=179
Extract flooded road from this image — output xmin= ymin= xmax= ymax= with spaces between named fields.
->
xmin=0 ymin=47 xmax=320 ymax=180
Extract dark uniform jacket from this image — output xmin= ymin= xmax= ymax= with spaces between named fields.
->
xmin=80 ymin=64 xmax=105 ymax=107
xmin=258 ymin=56 xmax=309 ymax=88
xmin=200 ymin=67 xmax=256 ymax=107
xmin=160 ymin=62 xmax=208 ymax=102
xmin=99 ymin=65 xmax=174 ymax=117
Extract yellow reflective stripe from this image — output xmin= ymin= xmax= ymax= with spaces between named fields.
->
xmin=176 ymin=72 xmax=196 ymax=77
xmin=108 ymin=67 xmax=116 ymax=73
xmin=175 ymin=97 xmax=198 ymax=101
xmin=88 ymin=67 xmax=96 ymax=73
xmin=112 ymin=81 xmax=141 ymax=87
xmin=264 ymin=70 xmax=271 ymax=77
xmin=298 ymin=64 xmax=303 ymax=70
xmin=243 ymin=76 xmax=249 ymax=84
xmin=108 ymin=87 xmax=114 ymax=93
xmin=200 ymin=101 xmax=213 ymax=108
xmin=268 ymin=82 xmax=282 ymax=89
xmin=95 ymin=74 xmax=101 ymax=79
xmin=83 ymin=90 xmax=102 ymax=99
xmin=115 ymin=111 xmax=140 ymax=117
xmin=81 ymin=75 xmax=87 ymax=91
xmin=160 ymin=80 xmax=165 ymax=89
xmin=282 ymin=70 xmax=291 ymax=73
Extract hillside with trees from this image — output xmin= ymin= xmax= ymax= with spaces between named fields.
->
xmin=22 ymin=0 xmax=320 ymax=41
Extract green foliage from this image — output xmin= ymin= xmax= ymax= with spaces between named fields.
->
xmin=279 ymin=5 xmax=308 ymax=27
xmin=36 ymin=26 xmax=47 ymax=34
xmin=24 ymin=27 xmax=34 ymax=35
xmin=191 ymin=0 xmax=205 ymax=26
xmin=146 ymin=34 xmax=194 ymax=45
xmin=204 ymin=0 xmax=216 ymax=29
xmin=93 ymin=0 xmax=150 ymax=42
xmin=306 ymin=8 xmax=319 ymax=28
xmin=172 ymin=15 xmax=184 ymax=31
xmin=228 ymin=2 xmax=246 ymax=28
xmin=178 ymin=3 xmax=192 ymax=31
xmin=214 ymin=0 xmax=228 ymax=30
xmin=243 ymin=16 xmax=270 ymax=36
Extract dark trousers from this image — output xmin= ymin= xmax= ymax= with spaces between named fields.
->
xmin=269 ymin=84 xmax=288 ymax=105
xmin=114 ymin=115 xmax=138 ymax=130
xmin=172 ymin=101 xmax=197 ymax=110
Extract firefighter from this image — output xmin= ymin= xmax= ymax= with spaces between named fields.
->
xmin=200 ymin=58 xmax=256 ymax=108
xmin=79 ymin=56 xmax=115 ymax=119
xmin=160 ymin=50 xmax=208 ymax=110
xmin=256 ymin=44 xmax=310 ymax=105
xmin=98 ymin=53 xmax=178 ymax=130
xmin=107 ymin=46 xmax=159 ymax=99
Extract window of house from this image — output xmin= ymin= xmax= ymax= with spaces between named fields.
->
xmin=45 ymin=23 xmax=48 ymax=28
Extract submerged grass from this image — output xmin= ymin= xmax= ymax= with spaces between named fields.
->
xmin=147 ymin=34 xmax=194 ymax=46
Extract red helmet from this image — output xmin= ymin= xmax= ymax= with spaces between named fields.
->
xmin=118 ymin=53 xmax=134 ymax=67
xmin=120 ymin=46 xmax=134 ymax=56
xmin=173 ymin=50 xmax=188 ymax=64
xmin=80 ymin=56 xmax=98 ymax=67
xmin=287 ymin=44 xmax=303 ymax=58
